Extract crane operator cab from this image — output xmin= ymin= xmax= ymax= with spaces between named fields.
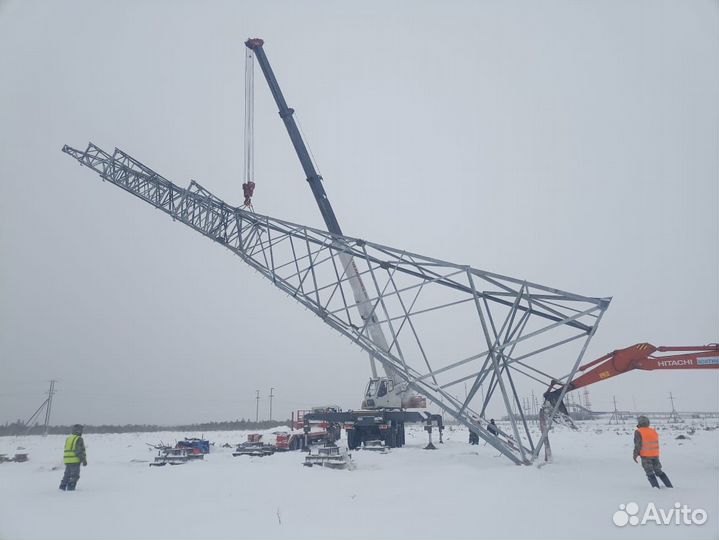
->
xmin=361 ymin=377 xmax=427 ymax=410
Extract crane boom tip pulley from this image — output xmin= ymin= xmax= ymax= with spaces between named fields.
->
xmin=245 ymin=38 xmax=265 ymax=49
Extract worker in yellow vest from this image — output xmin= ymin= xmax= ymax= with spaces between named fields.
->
xmin=59 ymin=424 xmax=87 ymax=491
xmin=633 ymin=416 xmax=673 ymax=489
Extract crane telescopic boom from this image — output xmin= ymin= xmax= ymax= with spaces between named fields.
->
xmin=245 ymin=38 xmax=342 ymax=235
xmin=244 ymin=38 xmax=413 ymax=408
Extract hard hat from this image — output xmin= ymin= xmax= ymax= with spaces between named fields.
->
xmin=636 ymin=415 xmax=650 ymax=427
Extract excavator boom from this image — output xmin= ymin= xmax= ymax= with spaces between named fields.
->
xmin=545 ymin=343 xmax=719 ymax=408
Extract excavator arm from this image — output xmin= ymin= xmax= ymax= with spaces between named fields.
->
xmin=544 ymin=343 xmax=719 ymax=410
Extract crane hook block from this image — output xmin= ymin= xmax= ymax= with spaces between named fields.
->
xmin=242 ymin=181 xmax=256 ymax=207
xmin=245 ymin=38 xmax=264 ymax=50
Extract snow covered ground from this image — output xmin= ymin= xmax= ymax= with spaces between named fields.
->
xmin=0 ymin=419 xmax=717 ymax=539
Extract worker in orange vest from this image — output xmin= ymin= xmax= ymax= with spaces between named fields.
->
xmin=633 ymin=415 xmax=673 ymax=488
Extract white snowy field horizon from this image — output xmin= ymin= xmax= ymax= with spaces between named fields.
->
xmin=1 ymin=419 xmax=717 ymax=540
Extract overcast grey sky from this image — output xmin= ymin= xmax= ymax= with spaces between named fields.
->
xmin=1 ymin=0 xmax=717 ymax=426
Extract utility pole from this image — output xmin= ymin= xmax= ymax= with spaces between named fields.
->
xmin=668 ymin=391 xmax=682 ymax=423
xmin=23 ymin=380 xmax=57 ymax=435
xmin=608 ymin=395 xmax=624 ymax=425
xmin=268 ymin=387 xmax=274 ymax=421
xmin=530 ymin=390 xmax=536 ymax=420
xmin=43 ymin=380 xmax=56 ymax=436
xmin=255 ymin=390 xmax=260 ymax=423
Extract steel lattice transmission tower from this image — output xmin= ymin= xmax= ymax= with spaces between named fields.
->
xmin=62 ymin=143 xmax=610 ymax=464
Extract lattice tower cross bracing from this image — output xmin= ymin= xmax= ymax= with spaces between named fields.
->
xmin=62 ymin=141 xmax=610 ymax=464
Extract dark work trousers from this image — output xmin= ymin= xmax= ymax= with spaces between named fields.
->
xmin=641 ymin=457 xmax=663 ymax=477
xmin=59 ymin=463 xmax=81 ymax=490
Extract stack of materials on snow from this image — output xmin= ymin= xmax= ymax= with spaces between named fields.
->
xmin=0 ymin=453 xmax=28 ymax=463
xmin=303 ymin=445 xmax=353 ymax=469
xmin=232 ymin=434 xmax=276 ymax=457
xmin=147 ymin=438 xmax=210 ymax=467
xmin=360 ymin=439 xmax=389 ymax=453
xmin=149 ymin=446 xmax=205 ymax=467
xmin=176 ymin=438 xmax=211 ymax=454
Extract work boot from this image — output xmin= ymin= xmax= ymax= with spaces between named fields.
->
xmin=647 ymin=475 xmax=661 ymax=489
xmin=658 ymin=472 xmax=673 ymax=488
xmin=59 ymin=484 xmax=66 ymax=491
xmin=67 ymin=483 xmax=76 ymax=491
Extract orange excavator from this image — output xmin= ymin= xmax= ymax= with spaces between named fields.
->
xmin=544 ymin=343 xmax=719 ymax=415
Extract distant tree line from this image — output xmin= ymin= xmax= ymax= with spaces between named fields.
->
xmin=0 ymin=419 xmax=290 ymax=437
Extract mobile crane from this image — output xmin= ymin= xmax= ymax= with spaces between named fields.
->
xmin=544 ymin=343 xmax=719 ymax=416
xmin=244 ymin=38 xmax=439 ymax=448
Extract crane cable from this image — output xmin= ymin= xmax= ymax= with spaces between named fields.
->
xmin=242 ymin=47 xmax=256 ymax=211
